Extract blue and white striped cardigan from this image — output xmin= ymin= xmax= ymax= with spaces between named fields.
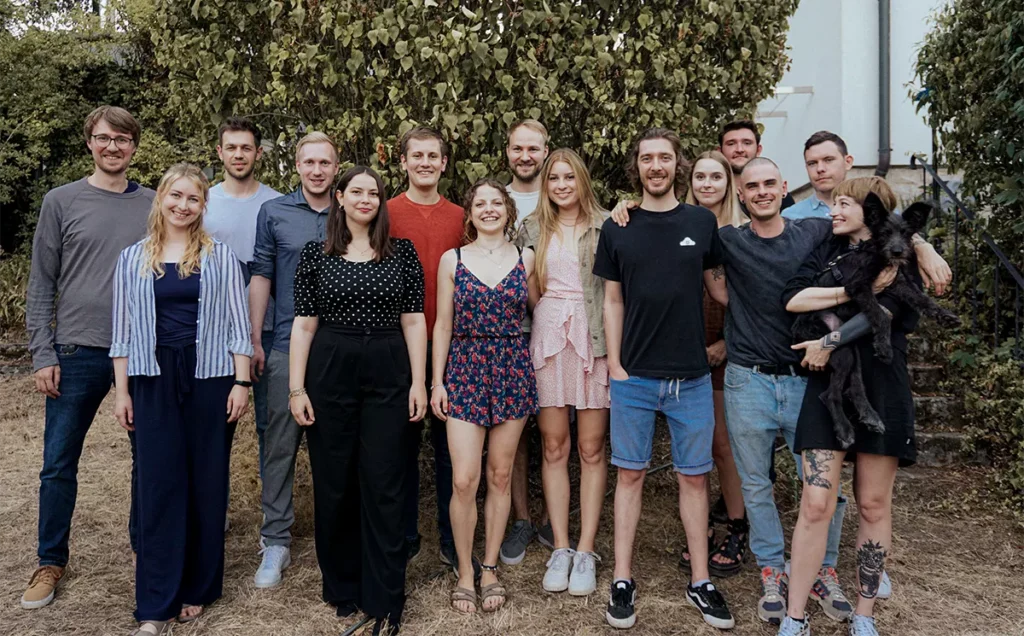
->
xmin=110 ymin=238 xmax=254 ymax=378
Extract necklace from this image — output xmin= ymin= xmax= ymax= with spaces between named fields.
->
xmin=472 ymin=242 xmax=509 ymax=266
xmin=348 ymin=243 xmax=373 ymax=258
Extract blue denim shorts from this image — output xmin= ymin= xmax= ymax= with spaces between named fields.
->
xmin=609 ymin=374 xmax=714 ymax=475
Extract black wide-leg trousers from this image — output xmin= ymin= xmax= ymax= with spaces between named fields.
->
xmin=305 ymin=324 xmax=413 ymax=624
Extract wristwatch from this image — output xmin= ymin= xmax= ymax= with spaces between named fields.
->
xmin=234 ymin=380 xmax=253 ymax=388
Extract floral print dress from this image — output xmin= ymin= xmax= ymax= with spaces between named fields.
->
xmin=445 ymin=247 xmax=538 ymax=427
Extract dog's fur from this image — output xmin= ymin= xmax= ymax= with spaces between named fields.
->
xmin=792 ymin=193 xmax=960 ymax=448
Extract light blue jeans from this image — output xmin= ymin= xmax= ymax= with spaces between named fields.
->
xmin=723 ymin=363 xmax=845 ymax=569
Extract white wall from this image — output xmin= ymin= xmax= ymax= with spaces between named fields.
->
xmin=756 ymin=0 xmax=944 ymax=192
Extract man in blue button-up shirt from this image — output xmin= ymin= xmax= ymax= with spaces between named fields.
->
xmin=248 ymin=131 xmax=339 ymax=589
xmin=784 ymin=131 xmax=854 ymax=220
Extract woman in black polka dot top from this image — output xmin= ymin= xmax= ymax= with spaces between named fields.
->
xmin=286 ymin=166 xmax=427 ymax=634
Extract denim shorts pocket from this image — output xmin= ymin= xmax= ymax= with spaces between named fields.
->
xmin=723 ymin=365 xmax=751 ymax=390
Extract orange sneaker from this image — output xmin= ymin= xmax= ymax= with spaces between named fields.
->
xmin=21 ymin=565 xmax=64 ymax=609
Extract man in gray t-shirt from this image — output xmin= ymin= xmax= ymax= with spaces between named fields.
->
xmin=22 ymin=106 xmax=152 ymax=610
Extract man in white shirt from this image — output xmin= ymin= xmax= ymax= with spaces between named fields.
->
xmin=506 ymin=119 xmax=549 ymax=227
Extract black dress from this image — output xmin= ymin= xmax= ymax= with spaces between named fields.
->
xmin=783 ymin=237 xmax=920 ymax=466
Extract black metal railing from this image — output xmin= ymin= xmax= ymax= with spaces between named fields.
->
xmin=911 ymin=154 xmax=1023 ymax=360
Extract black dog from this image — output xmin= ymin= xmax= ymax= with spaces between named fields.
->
xmin=792 ymin=193 xmax=960 ymax=448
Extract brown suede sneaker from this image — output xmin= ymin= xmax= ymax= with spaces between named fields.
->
xmin=21 ymin=565 xmax=64 ymax=609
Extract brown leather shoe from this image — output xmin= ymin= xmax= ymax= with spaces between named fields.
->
xmin=21 ymin=565 xmax=64 ymax=609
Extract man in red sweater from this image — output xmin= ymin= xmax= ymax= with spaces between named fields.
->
xmin=389 ymin=126 xmax=465 ymax=570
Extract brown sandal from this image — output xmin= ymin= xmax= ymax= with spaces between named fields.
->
xmin=479 ymin=582 xmax=507 ymax=612
xmin=178 ymin=604 xmax=204 ymax=623
xmin=450 ymin=586 xmax=478 ymax=614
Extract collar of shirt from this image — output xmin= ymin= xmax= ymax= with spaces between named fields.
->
xmin=283 ymin=187 xmax=329 ymax=213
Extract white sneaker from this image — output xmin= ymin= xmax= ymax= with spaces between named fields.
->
xmin=877 ymin=571 xmax=891 ymax=600
xmin=542 ymin=548 xmax=574 ymax=592
xmin=568 ymin=551 xmax=600 ymax=596
xmin=254 ymin=545 xmax=291 ymax=588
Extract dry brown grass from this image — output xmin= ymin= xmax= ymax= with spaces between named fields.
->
xmin=2 ymin=371 xmax=1023 ymax=636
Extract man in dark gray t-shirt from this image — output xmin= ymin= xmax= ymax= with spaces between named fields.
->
xmin=22 ymin=106 xmax=152 ymax=610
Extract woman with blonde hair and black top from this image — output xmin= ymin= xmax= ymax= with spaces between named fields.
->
xmin=288 ymin=166 xmax=427 ymax=636
xmin=111 ymin=163 xmax=252 ymax=635
xmin=516 ymin=148 xmax=609 ymax=596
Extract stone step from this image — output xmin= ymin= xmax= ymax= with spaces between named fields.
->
xmin=907 ymin=334 xmax=944 ymax=365
xmin=916 ymin=431 xmax=987 ymax=467
xmin=913 ymin=395 xmax=963 ymax=430
xmin=908 ymin=364 xmax=945 ymax=394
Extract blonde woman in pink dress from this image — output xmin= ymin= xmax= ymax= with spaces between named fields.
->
xmin=517 ymin=148 xmax=609 ymax=597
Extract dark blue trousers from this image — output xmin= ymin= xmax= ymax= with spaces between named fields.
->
xmin=131 ymin=343 xmax=233 ymax=621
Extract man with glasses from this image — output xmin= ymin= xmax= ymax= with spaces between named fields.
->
xmin=22 ymin=106 xmax=153 ymax=609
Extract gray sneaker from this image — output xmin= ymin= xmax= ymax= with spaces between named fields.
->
xmin=542 ymin=548 xmax=574 ymax=592
xmin=499 ymin=520 xmax=535 ymax=565
xmin=810 ymin=567 xmax=853 ymax=622
xmin=779 ymin=616 xmax=811 ymax=636
xmin=849 ymin=614 xmax=879 ymax=636
xmin=759 ymin=566 xmax=788 ymax=625
xmin=568 ymin=551 xmax=600 ymax=596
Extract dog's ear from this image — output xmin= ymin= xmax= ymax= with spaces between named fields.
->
xmin=900 ymin=202 xmax=933 ymax=234
xmin=862 ymin=191 xmax=890 ymax=227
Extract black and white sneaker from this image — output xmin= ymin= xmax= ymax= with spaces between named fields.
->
xmin=606 ymin=579 xmax=637 ymax=629
xmin=686 ymin=581 xmax=735 ymax=630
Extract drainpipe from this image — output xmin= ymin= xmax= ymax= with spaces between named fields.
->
xmin=875 ymin=0 xmax=892 ymax=177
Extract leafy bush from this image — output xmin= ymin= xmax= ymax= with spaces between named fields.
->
xmin=150 ymin=0 xmax=798 ymax=199
xmin=0 ymin=251 xmax=29 ymax=339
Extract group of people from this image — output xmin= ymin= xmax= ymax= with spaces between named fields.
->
xmin=20 ymin=105 xmax=952 ymax=636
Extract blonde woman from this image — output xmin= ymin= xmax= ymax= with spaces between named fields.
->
xmin=516 ymin=149 xmax=608 ymax=596
xmin=111 ymin=163 xmax=252 ymax=635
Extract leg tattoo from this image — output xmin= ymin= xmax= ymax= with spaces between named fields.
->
xmin=857 ymin=540 xmax=887 ymax=599
xmin=804 ymin=450 xmax=836 ymax=489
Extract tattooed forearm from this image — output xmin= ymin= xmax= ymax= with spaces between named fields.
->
xmin=857 ymin=540 xmax=887 ymax=599
xmin=804 ymin=450 xmax=836 ymax=489
xmin=711 ymin=265 xmax=724 ymax=281
xmin=821 ymin=331 xmax=841 ymax=350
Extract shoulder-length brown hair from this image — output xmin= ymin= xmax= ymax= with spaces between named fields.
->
xmin=684 ymin=150 xmax=745 ymax=229
xmin=461 ymin=178 xmax=518 ymax=244
xmin=324 ymin=166 xmax=393 ymax=261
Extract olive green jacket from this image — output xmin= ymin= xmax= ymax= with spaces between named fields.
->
xmin=515 ymin=212 xmax=609 ymax=357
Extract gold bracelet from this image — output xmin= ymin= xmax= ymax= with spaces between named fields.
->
xmin=288 ymin=387 xmax=306 ymax=399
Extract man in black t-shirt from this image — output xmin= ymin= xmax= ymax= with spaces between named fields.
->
xmin=593 ymin=128 xmax=734 ymax=631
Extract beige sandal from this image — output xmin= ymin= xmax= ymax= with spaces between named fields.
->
xmin=450 ymin=586 xmax=478 ymax=614
xmin=479 ymin=582 xmax=507 ymax=612
xmin=130 ymin=620 xmax=172 ymax=635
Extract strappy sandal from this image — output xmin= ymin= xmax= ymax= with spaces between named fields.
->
xmin=178 ymin=604 xmax=204 ymax=623
xmin=450 ymin=586 xmax=478 ymax=614
xmin=678 ymin=525 xmax=715 ymax=573
xmin=129 ymin=620 xmax=172 ymax=635
xmin=708 ymin=516 xmax=749 ymax=578
xmin=478 ymin=563 xmax=507 ymax=612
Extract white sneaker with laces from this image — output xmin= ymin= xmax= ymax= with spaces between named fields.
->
xmin=568 ymin=551 xmax=600 ymax=596
xmin=542 ymin=548 xmax=574 ymax=592
xmin=254 ymin=545 xmax=291 ymax=588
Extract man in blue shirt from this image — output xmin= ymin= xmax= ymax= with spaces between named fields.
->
xmin=249 ymin=131 xmax=339 ymax=589
xmin=784 ymin=131 xmax=855 ymax=220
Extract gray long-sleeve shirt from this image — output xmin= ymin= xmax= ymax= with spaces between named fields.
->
xmin=26 ymin=178 xmax=153 ymax=370
xmin=250 ymin=188 xmax=328 ymax=354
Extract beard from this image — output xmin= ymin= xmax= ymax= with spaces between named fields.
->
xmin=225 ymin=162 xmax=255 ymax=181
xmin=641 ymin=175 xmax=675 ymax=198
xmin=513 ymin=162 xmax=542 ymax=183
xmin=96 ymin=154 xmax=129 ymax=177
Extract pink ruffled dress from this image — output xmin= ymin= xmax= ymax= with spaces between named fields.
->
xmin=530 ymin=238 xmax=610 ymax=409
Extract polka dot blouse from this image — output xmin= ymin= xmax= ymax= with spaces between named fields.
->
xmin=293 ymin=238 xmax=425 ymax=327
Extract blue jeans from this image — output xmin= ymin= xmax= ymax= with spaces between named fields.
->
xmin=37 ymin=344 xmax=136 ymax=566
xmin=253 ymin=329 xmax=275 ymax=478
xmin=723 ymin=363 xmax=845 ymax=569
xmin=610 ymin=374 xmax=714 ymax=475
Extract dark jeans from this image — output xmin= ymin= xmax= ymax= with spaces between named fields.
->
xmin=402 ymin=343 xmax=454 ymax=548
xmin=252 ymin=329 xmax=275 ymax=478
xmin=37 ymin=344 xmax=137 ymax=567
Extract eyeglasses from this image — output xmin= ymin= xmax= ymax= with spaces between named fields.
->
xmin=90 ymin=134 xmax=135 ymax=149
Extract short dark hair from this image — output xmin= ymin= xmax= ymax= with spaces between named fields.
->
xmin=84 ymin=106 xmax=141 ymax=146
xmin=218 ymin=117 xmax=262 ymax=147
xmin=625 ymin=127 xmax=691 ymax=198
xmin=399 ymin=126 xmax=449 ymax=160
xmin=719 ymin=120 xmax=761 ymax=148
xmin=804 ymin=130 xmax=848 ymax=156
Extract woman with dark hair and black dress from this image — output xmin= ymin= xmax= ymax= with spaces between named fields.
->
xmin=777 ymin=177 xmax=919 ymax=636
xmin=288 ymin=166 xmax=427 ymax=636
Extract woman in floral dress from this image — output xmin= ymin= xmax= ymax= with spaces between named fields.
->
xmin=431 ymin=178 xmax=538 ymax=615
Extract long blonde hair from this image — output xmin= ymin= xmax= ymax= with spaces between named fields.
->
xmin=534 ymin=149 xmax=605 ymax=294
xmin=141 ymin=163 xmax=214 ymax=278
xmin=685 ymin=150 xmax=744 ymax=228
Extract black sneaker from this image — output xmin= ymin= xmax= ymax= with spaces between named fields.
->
xmin=440 ymin=542 xmax=481 ymax=581
xmin=606 ymin=579 xmax=637 ymax=629
xmin=685 ymin=581 xmax=735 ymax=630
xmin=405 ymin=535 xmax=421 ymax=564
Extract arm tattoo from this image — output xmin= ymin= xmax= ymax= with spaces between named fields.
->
xmin=711 ymin=265 xmax=724 ymax=281
xmin=804 ymin=450 xmax=835 ymax=489
xmin=857 ymin=540 xmax=887 ymax=599
xmin=821 ymin=331 xmax=841 ymax=350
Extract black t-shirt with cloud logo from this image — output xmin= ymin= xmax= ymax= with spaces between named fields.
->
xmin=593 ymin=203 xmax=724 ymax=379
